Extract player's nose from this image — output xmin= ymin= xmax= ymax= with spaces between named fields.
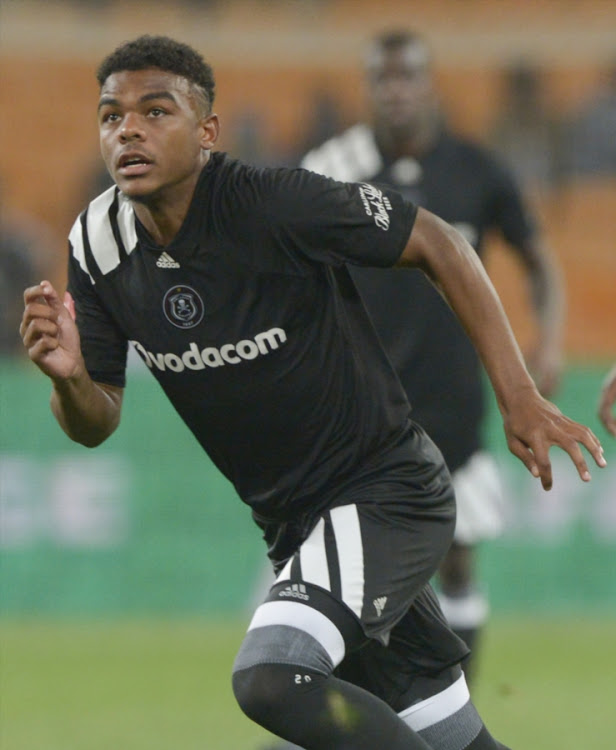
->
xmin=119 ymin=112 xmax=145 ymax=141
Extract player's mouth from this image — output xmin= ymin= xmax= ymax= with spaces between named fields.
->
xmin=117 ymin=151 xmax=154 ymax=177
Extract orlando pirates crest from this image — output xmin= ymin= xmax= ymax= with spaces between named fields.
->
xmin=163 ymin=285 xmax=204 ymax=329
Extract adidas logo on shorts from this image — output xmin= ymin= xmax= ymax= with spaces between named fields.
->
xmin=279 ymin=583 xmax=310 ymax=601
xmin=373 ymin=596 xmax=387 ymax=617
xmin=156 ymin=252 xmax=180 ymax=269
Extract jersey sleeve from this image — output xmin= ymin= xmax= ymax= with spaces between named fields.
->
xmin=67 ymin=220 xmax=128 ymax=388
xmin=229 ymin=165 xmax=417 ymax=269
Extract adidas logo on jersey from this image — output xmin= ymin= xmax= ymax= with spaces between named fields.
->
xmin=373 ymin=596 xmax=387 ymax=617
xmin=156 ymin=252 xmax=180 ymax=268
xmin=279 ymin=583 xmax=310 ymax=601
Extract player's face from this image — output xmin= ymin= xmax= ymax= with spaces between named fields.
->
xmin=366 ymin=44 xmax=436 ymax=133
xmin=98 ymin=68 xmax=218 ymax=202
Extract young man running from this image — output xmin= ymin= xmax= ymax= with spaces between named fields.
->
xmin=21 ymin=36 xmax=605 ymax=750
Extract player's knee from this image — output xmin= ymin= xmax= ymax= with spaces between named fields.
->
xmin=232 ymin=663 xmax=324 ymax=726
xmin=232 ymin=663 xmax=283 ymax=722
xmin=231 ymin=601 xmax=342 ymax=725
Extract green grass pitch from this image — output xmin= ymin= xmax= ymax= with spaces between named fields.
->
xmin=2 ymin=616 xmax=614 ymax=749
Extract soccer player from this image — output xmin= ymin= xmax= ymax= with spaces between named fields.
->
xmin=301 ymin=29 xmax=565 ymax=682
xmin=21 ymin=36 xmax=605 ymax=750
xmin=599 ymin=364 xmax=616 ymax=436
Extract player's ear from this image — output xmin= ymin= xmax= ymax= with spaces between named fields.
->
xmin=200 ymin=114 xmax=220 ymax=150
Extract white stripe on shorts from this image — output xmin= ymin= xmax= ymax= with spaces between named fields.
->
xmin=299 ymin=518 xmax=331 ymax=590
xmin=330 ymin=505 xmax=365 ymax=618
xmin=398 ymin=673 xmax=470 ymax=731
xmin=248 ymin=599 xmax=346 ymax=667
xmin=275 ymin=556 xmax=294 ymax=583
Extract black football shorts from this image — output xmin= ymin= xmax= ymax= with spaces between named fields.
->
xmin=263 ymin=424 xmax=469 ymax=705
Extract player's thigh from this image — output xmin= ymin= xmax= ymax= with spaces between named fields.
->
xmin=236 ymin=474 xmax=460 ymax=689
xmin=273 ymin=501 xmax=454 ymax=643
xmin=336 ymin=584 xmax=469 ymax=711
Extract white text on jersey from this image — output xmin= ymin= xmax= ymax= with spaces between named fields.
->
xmin=359 ymin=183 xmax=392 ymax=231
xmin=130 ymin=328 xmax=287 ymax=373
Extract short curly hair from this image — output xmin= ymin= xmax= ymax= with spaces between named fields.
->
xmin=97 ymin=35 xmax=215 ymax=113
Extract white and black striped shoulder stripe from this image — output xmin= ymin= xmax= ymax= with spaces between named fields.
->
xmin=68 ymin=186 xmax=138 ymax=283
xmin=300 ymin=123 xmax=383 ymax=183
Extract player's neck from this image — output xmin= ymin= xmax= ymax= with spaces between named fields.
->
xmin=131 ymin=172 xmax=201 ymax=248
xmin=375 ymin=112 xmax=440 ymax=160
xmin=381 ymin=126 xmax=437 ymax=160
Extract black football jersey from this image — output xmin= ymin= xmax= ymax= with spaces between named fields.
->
xmin=302 ymin=126 xmax=536 ymax=471
xmin=67 ymin=152 xmax=418 ymax=519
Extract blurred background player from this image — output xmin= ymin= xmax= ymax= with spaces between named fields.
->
xmin=487 ymin=61 xmax=566 ymax=192
xmin=598 ymin=363 xmax=616 ymax=436
xmin=565 ymin=55 xmax=616 ymax=178
xmin=301 ymin=28 xmax=565 ymax=684
xmin=0 ymin=181 xmax=54 ymax=358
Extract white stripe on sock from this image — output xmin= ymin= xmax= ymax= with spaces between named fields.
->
xmin=248 ymin=600 xmax=345 ymax=667
xmin=398 ymin=673 xmax=470 ymax=732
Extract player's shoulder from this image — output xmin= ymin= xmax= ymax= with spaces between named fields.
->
xmin=301 ymin=123 xmax=381 ymax=181
xmin=438 ymin=130 xmax=495 ymax=165
xmin=68 ymin=184 xmax=137 ymax=279
xmin=438 ymin=131 xmax=519 ymax=192
xmin=213 ymin=151 xmax=312 ymax=200
xmin=442 ymin=130 xmax=513 ymax=174
xmin=212 ymin=152 xmax=322 ymax=224
xmin=301 ymin=123 xmax=373 ymax=164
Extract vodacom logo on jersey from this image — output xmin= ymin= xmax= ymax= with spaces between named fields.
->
xmin=130 ymin=327 xmax=287 ymax=373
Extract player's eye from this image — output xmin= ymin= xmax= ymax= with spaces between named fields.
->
xmin=101 ymin=111 xmax=120 ymax=123
xmin=149 ymin=107 xmax=166 ymax=117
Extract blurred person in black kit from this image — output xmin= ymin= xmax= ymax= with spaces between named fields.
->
xmin=488 ymin=61 xmax=566 ymax=191
xmin=301 ymin=29 xmax=566 ymax=686
xmin=599 ymin=364 xmax=616 ymax=437
xmin=565 ymin=56 xmax=616 ymax=177
xmin=21 ymin=36 xmax=605 ymax=750
xmin=1 ymin=190 xmax=53 ymax=357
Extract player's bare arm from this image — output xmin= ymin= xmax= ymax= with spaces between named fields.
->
xmin=21 ymin=281 xmax=123 ymax=447
xmin=397 ymin=207 xmax=606 ymax=489
xmin=598 ymin=363 xmax=616 ymax=437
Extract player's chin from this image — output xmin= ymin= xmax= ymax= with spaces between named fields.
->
xmin=115 ymin=176 xmax=157 ymax=201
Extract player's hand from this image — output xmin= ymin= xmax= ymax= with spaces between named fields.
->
xmin=598 ymin=365 xmax=616 ymax=437
xmin=20 ymin=281 xmax=84 ymax=381
xmin=502 ymin=386 xmax=606 ymax=490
